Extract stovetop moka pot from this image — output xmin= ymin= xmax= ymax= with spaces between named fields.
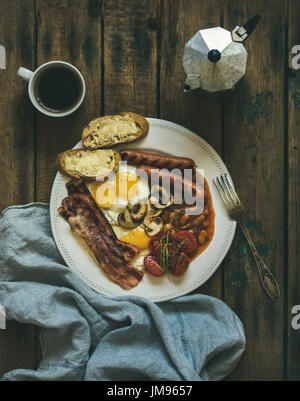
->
xmin=183 ymin=15 xmax=260 ymax=94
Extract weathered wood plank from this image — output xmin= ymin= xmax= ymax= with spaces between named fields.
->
xmin=160 ymin=0 xmax=223 ymax=298
xmin=287 ymin=0 xmax=300 ymax=382
xmin=35 ymin=0 xmax=102 ymax=202
xmin=0 ymin=0 xmax=36 ymax=376
xmin=223 ymin=0 xmax=285 ymax=380
xmin=34 ymin=0 xmax=102 ymax=367
xmin=102 ymin=0 xmax=158 ymax=116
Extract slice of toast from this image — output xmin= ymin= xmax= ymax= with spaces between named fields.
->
xmin=57 ymin=149 xmax=120 ymax=180
xmin=82 ymin=112 xmax=149 ymax=149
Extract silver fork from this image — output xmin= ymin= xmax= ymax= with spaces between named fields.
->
xmin=214 ymin=173 xmax=280 ymax=303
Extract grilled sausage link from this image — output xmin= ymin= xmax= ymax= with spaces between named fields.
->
xmin=136 ymin=165 xmax=206 ymax=213
xmin=120 ymin=150 xmax=196 ymax=173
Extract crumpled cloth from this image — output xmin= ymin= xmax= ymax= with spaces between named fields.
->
xmin=0 ymin=204 xmax=245 ymax=381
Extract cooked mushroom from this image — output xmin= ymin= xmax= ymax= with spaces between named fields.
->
xmin=118 ymin=208 xmax=139 ymax=229
xmin=143 ymin=215 xmax=163 ymax=236
xmin=128 ymin=200 xmax=148 ymax=221
xmin=147 ymin=197 xmax=162 ymax=218
xmin=150 ymin=185 xmax=174 ymax=209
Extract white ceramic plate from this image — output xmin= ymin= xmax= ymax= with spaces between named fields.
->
xmin=50 ymin=118 xmax=236 ymax=302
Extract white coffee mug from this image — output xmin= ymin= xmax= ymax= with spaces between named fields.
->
xmin=17 ymin=61 xmax=86 ymax=117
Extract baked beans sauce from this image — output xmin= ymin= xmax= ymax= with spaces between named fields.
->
xmin=161 ymin=177 xmax=215 ymax=261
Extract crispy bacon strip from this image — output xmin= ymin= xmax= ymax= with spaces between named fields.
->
xmin=59 ymin=179 xmax=143 ymax=290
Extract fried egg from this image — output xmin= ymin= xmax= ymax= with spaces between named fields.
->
xmin=120 ymin=226 xmax=150 ymax=250
xmin=89 ymin=164 xmax=151 ymax=269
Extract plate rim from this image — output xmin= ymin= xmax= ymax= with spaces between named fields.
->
xmin=50 ymin=117 xmax=236 ymax=302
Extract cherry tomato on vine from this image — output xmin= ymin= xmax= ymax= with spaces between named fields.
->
xmin=174 ymin=230 xmax=198 ymax=255
xmin=171 ymin=252 xmax=190 ymax=276
xmin=144 ymin=255 xmax=164 ymax=277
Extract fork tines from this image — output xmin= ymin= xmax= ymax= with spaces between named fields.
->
xmin=213 ymin=173 xmax=241 ymax=211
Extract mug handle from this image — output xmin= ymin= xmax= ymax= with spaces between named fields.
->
xmin=17 ymin=67 xmax=34 ymax=81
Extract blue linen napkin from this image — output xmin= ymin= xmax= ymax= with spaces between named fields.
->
xmin=0 ymin=204 xmax=245 ymax=381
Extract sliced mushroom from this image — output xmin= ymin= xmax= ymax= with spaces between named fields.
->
xmin=147 ymin=197 xmax=162 ymax=218
xmin=143 ymin=215 xmax=163 ymax=236
xmin=150 ymin=185 xmax=174 ymax=209
xmin=128 ymin=200 xmax=148 ymax=222
xmin=118 ymin=208 xmax=139 ymax=229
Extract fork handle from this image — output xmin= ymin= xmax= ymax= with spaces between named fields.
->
xmin=238 ymin=222 xmax=280 ymax=303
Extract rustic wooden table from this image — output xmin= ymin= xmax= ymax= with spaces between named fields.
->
xmin=0 ymin=0 xmax=299 ymax=381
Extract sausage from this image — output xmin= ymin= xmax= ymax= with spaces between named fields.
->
xmin=120 ymin=149 xmax=196 ymax=174
xmin=136 ymin=165 xmax=205 ymax=214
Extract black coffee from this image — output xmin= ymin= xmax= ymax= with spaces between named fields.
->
xmin=35 ymin=67 xmax=81 ymax=112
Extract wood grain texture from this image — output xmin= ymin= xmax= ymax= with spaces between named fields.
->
xmin=102 ymin=0 xmax=158 ymax=116
xmin=35 ymin=0 xmax=102 ymax=202
xmin=160 ymin=0 xmax=223 ymax=298
xmin=34 ymin=0 xmax=102 ymax=366
xmin=287 ymin=0 xmax=300 ymax=382
xmin=223 ymin=0 xmax=285 ymax=380
xmin=0 ymin=0 xmax=36 ymax=376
